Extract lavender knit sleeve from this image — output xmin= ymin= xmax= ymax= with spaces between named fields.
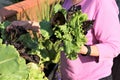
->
xmin=94 ymin=0 xmax=120 ymax=61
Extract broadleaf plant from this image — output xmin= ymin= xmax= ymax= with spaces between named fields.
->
xmin=40 ymin=3 xmax=94 ymax=60
xmin=0 ymin=39 xmax=28 ymax=80
xmin=0 ymin=1 xmax=94 ymax=80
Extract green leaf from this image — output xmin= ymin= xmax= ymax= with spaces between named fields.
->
xmin=17 ymin=33 xmax=38 ymax=49
xmin=53 ymin=3 xmax=63 ymax=13
xmin=0 ymin=38 xmax=2 ymax=44
xmin=40 ymin=20 xmax=53 ymax=39
xmin=0 ymin=21 xmax=10 ymax=29
xmin=0 ymin=43 xmax=28 ymax=80
xmin=27 ymin=63 xmax=48 ymax=80
xmin=0 ymin=21 xmax=10 ymax=40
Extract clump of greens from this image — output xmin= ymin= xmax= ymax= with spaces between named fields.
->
xmin=0 ymin=22 xmax=48 ymax=80
xmin=40 ymin=4 xmax=94 ymax=60
xmin=0 ymin=2 xmax=94 ymax=80
xmin=0 ymin=39 xmax=28 ymax=80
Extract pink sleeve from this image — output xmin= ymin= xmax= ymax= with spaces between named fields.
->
xmin=94 ymin=0 xmax=120 ymax=61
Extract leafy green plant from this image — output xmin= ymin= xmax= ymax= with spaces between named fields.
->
xmin=40 ymin=3 xmax=94 ymax=60
xmin=0 ymin=39 xmax=28 ymax=80
xmin=0 ymin=2 xmax=94 ymax=80
xmin=0 ymin=22 xmax=48 ymax=80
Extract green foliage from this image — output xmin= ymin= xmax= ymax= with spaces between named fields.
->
xmin=40 ymin=4 xmax=87 ymax=60
xmin=53 ymin=3 xmax=63 ymax=13
xmin=17 ymin=33 xmax=38 ymax=49
xmin=0 ymin=21 xmax=49 ymax=79
xmin=0 ymin=21 xmax=10 ymax=40
xmin=0 ymin=2 xmax=91 ymax=80
xmin=27 ymin=63 xmax=48 ymax=80
xmin=0 ymin=39 xmax=28 ymax=80
xmin=40 ymin=20 xmax=53 ymax=39
xmin=0 ymin=38 xmax=49 ymax=80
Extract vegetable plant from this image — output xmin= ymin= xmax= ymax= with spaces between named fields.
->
xmin=0 ymin=2 xmax=94 ymax=80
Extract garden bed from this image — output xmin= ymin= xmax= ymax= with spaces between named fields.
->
xmin=0 ymin=1 xmax=63 ymax=80
xmin=0 ymin=0 xmax=94 ymax=80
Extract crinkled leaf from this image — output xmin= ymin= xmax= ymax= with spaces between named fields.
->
xmin=27 ymin=63 xmax=48 ymax=80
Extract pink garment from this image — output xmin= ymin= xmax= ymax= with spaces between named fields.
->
xmin=61 ymin=0 xmax=120 ymax=80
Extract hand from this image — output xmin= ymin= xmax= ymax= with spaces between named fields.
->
xmin=6 ymin=21 xmax=40 ymax=33
xmin=79 ymin=45 xmax=99 ymax=57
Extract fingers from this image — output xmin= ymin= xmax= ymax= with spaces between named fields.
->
xmin=24 ymin=21 xmax=40 ymax=32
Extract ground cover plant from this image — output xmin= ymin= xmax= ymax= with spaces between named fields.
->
xmin=0 ymin=2 xmax=94 ymax=80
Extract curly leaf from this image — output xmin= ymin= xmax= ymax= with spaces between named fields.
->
xmin=27 ymin=63 xmax=48 ymax=80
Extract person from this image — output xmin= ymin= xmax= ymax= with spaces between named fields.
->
xmin=60 ymin=0 xmax=120 ymax=80
xmin=111 ymin=0 xmax=120 ymax=80
xmin=6 ymin=0 xmax=120 ymax=80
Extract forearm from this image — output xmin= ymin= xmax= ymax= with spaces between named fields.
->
xmin=80 ymin=45 xmax=99 ymax=57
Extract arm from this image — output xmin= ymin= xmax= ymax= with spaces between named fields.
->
xmin=80 ymin=45 xmax=99 ymax=57
xmin=80 ymin=0 xmax=120 ymax=61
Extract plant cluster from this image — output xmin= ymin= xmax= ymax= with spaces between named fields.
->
xmin=0 ymin=2 xmax=94 ymax=80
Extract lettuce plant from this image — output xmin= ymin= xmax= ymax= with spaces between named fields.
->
xmin=0 ymin=2 xmax=94 ymax=80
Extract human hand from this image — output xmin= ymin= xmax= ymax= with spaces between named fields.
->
xmin=6 ymin=21 xmax=40 ymax=33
